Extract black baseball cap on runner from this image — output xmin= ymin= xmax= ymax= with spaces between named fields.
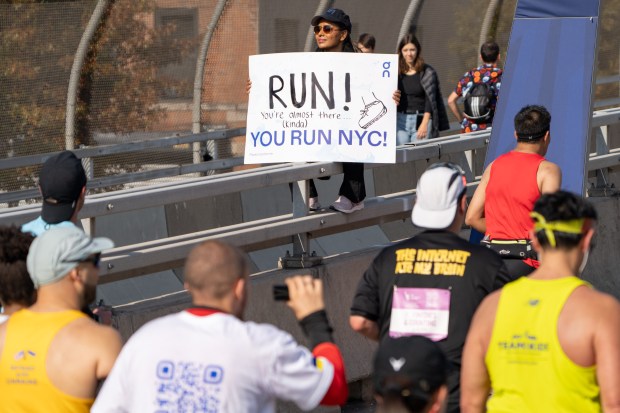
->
xmin=311 ymin=8 xmax=352 ymax=32
xmin=39 ymin=151 xmax=87 ymax=224
xmin=373 ymin=335 xmax=449 ymax=403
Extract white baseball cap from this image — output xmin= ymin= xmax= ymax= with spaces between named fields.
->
xmin=411 ymin=163 xmax=467 ymax=229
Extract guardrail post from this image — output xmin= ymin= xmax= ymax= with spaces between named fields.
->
xmin=596 ymin=125 xmax=609 ymax=186
xmin=278 ymin=177 xmax=322 ymax=269
xmin=81 ymin=152 xmax=96 ymax=235
xmin=589 ymin=125 xmax=617 ymax=196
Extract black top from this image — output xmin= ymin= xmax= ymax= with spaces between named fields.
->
xmin=397 ymin=72 xmax=431 ymax=114
xmin=350 ymin=230 xmax=510 ymax=366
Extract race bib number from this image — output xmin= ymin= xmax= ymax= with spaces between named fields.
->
xmin=389 ymin=287 xmax=451 ymax=341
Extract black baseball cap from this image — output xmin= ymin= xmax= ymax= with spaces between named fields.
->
xmin=373 ymin=335 xmax=449 ymax=403
xmin=39 ymin=151 xmax=87 ymax=224
xmin=311 ymin=8 xmax=352 ymax=32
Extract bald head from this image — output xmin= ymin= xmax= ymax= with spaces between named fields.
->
xmin=184 ymin=240 xmax=249 ymax=300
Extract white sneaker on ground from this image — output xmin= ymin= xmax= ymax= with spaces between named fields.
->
xmin=308 ymin=197 xmax=321 ymax=211
xmin=330 ymin=196 xmax=364 ymax=213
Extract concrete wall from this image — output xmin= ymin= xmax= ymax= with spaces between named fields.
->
xmin=581 ymin=196 xmax=620 ymax=299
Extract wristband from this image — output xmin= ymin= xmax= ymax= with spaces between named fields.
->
xmin=299 ymin=310 xmax=334 ymax=348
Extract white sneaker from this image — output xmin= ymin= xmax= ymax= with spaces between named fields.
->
xmin=358 ymin=93 xmax=387 ymax=129
xmin=308 ymin=197 xmax=321 ymax=211
xmin=330 ymin=196 xmax=364 ymax=213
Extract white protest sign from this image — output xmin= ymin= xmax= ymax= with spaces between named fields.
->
xmin=245 ymin=52 xmax=398 ymax=164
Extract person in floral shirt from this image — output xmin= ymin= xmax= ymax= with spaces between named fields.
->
xmin=448 ymin=41 xmax=502 ymax=133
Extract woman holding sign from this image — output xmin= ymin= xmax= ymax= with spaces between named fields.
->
xmin=248 ymin=9 xmax=392 ymax=213
xmin=309 ymin=8 xmax=366 ymax=213
xmin=396 ymin=35 xmax=449 ymax=145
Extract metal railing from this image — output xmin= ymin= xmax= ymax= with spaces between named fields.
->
xmin=2 ymin=106 xmax=620 ymax=282
xmin=0 ymin=128 xmax=245 ymax=204
xmin=3 ymin=74 xmax=618 ymax=204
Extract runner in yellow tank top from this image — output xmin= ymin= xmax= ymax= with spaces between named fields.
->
xmin=0 ymin=227 xmax=121 ymax=412
xmin=485 ymin=276 xmax=598 ymax=412
xmin=461 ymin=191 xmax=620 ymax=413
xmin=0 ymin=310 xmax=92 ymax=412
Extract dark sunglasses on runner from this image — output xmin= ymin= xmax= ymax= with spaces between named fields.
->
xmin=79 ymin=253 xmax=102 ymax=269
xmin=313 ymin=24 xmax=340 ymax=34
xmin=428 ymin=161 xmax=467 ymax=186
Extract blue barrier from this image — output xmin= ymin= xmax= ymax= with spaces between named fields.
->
xmin=471 ymin=0 xmax=600 ymax=243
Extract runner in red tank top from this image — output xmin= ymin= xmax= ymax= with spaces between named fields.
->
xmin=466 ymin=105 xmax=561 ymax=281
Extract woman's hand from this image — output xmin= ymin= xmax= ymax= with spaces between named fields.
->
xmin=417 ymin=112 xmax=432 ymax=140
xmin=246 ymin=79 xmax=252 ymax=95
xmin=417 ymin=120 xmax=429 ymax=139
xmin=392 ymin=89 xmax=401 ymax=105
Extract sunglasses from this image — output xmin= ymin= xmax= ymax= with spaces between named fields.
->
xmin=428 ymin=161 xmax=467 ymax=185
xmin=428 ymin=162 xmax=469 ymax=203
xmin=313 ymin=24 xmax=340 ymax=35
xmin=79 ymin=253 xmax=102 ymax=269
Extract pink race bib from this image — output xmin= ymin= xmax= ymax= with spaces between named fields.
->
xmin=389 ymin=287 xmax=451 ymax=341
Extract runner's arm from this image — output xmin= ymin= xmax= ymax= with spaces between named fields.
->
xmin=465 ymin=163 xmax=492 ymax=233
xmin=461 ymin=294 xmax=496 ymax=413
xmin=287 ymin=276 xmax=348 ymax=406
xmin=312 ymin=342 xmax=348 ymax=405
xmin=538 ymin=160 xmax=561 ymax=194
xmin=92 ymin=332 xmax=136 ymax=412
xmin=298 ymin=311 xmax=348 ymax=406
xmin=349 ymin=315 xmax=379 ymax=341
xmin=93 ymin=325 xmax=123 ymax=382
xmin=350 ymin=258 xmax=382 ymax=341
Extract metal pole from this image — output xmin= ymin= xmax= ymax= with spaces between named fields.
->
xmin=303 ymin=0 xmax=334 ymax=52
xmin=478 ymin=0 xmax=503 ymax=65
xmin=81 ymin=153 xmax=96 ymax=235
xmin=396 ymin=0 xmax=423 ymax=48
xmin=65 ymin=0 xmax=111 ymax=150
xmin=192 ymin=0 xmax=228 ymax=167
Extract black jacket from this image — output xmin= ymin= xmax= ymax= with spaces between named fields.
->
xmin=420 ymin=64 xmax=450 ymax=138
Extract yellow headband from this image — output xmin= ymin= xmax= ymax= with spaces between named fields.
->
xmin=530 ymin=211 xmax=589 ymax=248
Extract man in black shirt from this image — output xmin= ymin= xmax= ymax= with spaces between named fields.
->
xmin=350 ymin=162 xmax=510 ymax=413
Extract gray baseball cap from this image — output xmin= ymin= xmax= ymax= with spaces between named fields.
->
xmin=27 ymin=226 xmax=114 ymax=288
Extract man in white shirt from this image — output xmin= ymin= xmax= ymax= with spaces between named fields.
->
xmin=93 ymin=240 xmax=348 ymax=412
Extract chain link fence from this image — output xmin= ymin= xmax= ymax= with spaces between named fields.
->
xmin=1 ymin=0 xmax=618 ymax=200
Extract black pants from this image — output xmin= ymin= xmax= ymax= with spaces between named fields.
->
xmin=309 ymin=162 xmax=366 ymax=203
